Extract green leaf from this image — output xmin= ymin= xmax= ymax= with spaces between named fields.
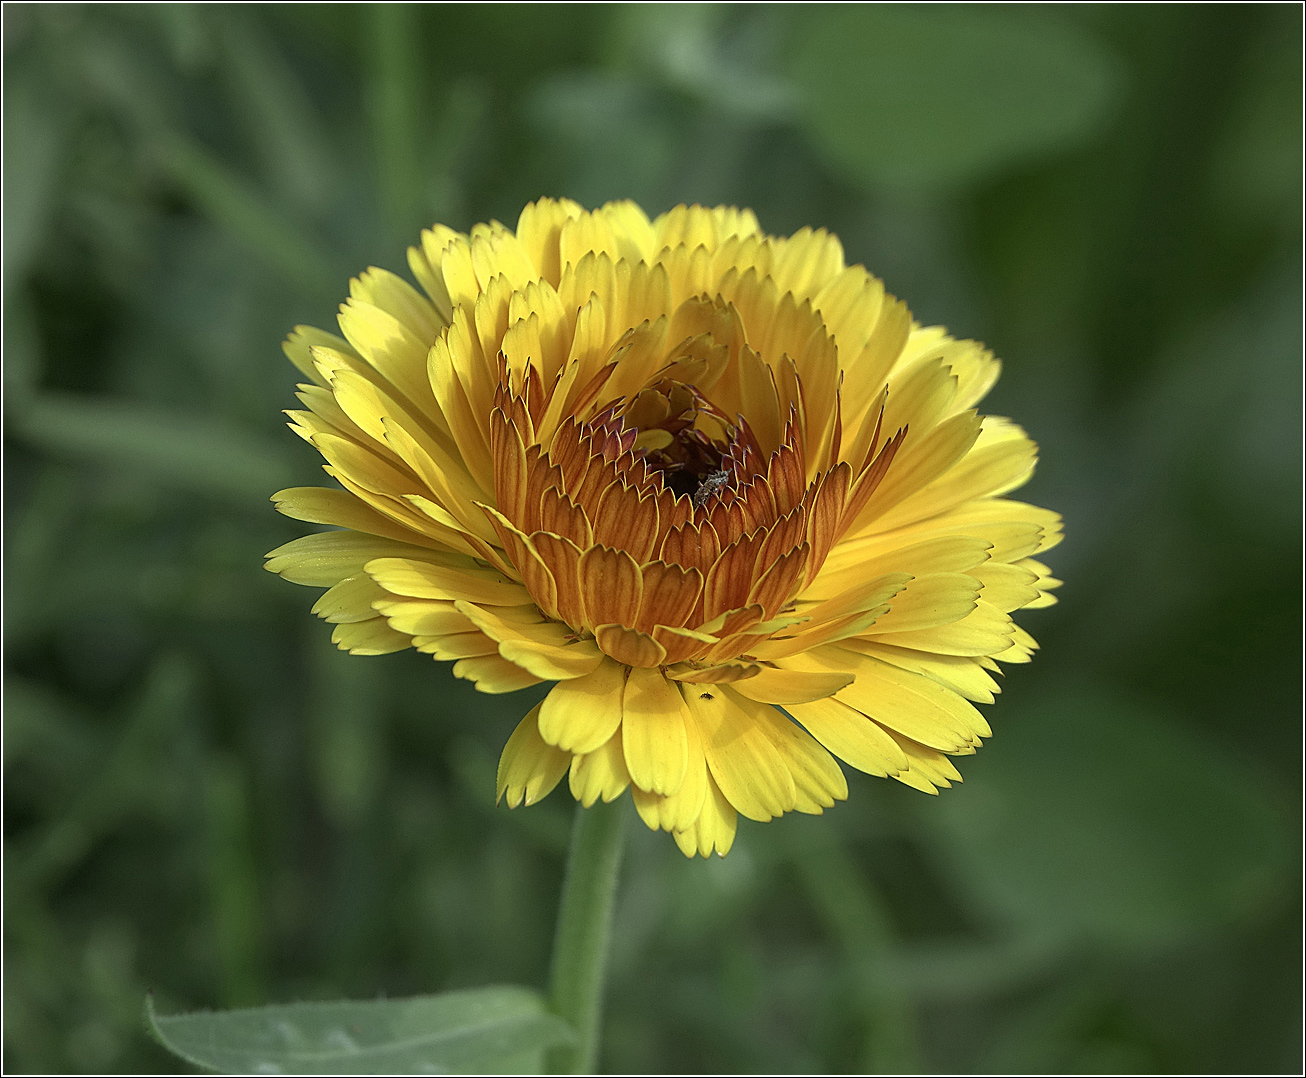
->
xmin=146 ymin=986 xmax=574 ymax=1075
xmin=926 ymin=692 xmax=1286 ymax=950
xmin=2 ymin=71 xmax=66 ymax=289
xmin=790 ymin=7 xmax=1120 ymax=192
xmin=9 ymin=393 xmax=300 ymax=504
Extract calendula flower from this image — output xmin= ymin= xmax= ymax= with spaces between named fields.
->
xmin=267 ymin=199 xmax=1061 ymax=857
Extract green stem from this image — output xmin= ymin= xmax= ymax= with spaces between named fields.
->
xmin=546 ymin=797 xmax=628 ymax=1075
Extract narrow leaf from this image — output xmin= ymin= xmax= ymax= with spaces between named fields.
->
xmin=11 ymin=393 xmax=300 ymax=504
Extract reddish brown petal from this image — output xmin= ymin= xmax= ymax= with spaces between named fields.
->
xmin=521 ymin=447 xmax=559 ymax=534
xmin=533 ymin=532 xmax=585 ymax=628
xmin=824 ymin=386 xmax=843 ymax=474
xmin=652 ymin=625 xmax=713 ymax=665
xmin=706 ymin=604 xmax=766 ymax=638
xmin=649 ymin=486 xmax=687 ymax=552
xmin=490 ymin=410 xmax=529 ymax=525
xmin=571 ymin=451 xmax=616 ymax=511
xmin=579 ymin=545 xmax=643 ymax=629
xmin=707 ymin=494 xmax=749 ymax=546
xmin=592 ymin=484 xmax=660 ymax=562
xmin=501 ymin=387 xmax=535 ymax=446
xmin=485 ymin=508 xmax=559 ymax=619
xmin=733 ymin=480 xmax=774 ymax=535
xmin=747 ymin=542 xmax=808 ymax=619
xmin=637 ymin=562 xmax=703 ymax=633
xmin=839 ymin=425 xmax=908 ymax=533
xmin=703 ymin=532 xmax=766 ymax=620
xmin=660 ymin=520 xmax=721 ymax=577
xmin=594 ymin=623 xmax=666 ymax=668
xmin=547 ymin=417 xmax=589 ymax=490
xmin=767 ymin=439 xmax=806 ymax=515
xmin=805 ymin=462 xmax=849 ymax=581
xmin=539 ymin=487 xmax=592 ymax=548
xmin=756 ymin=504 xmax=807 ymax=573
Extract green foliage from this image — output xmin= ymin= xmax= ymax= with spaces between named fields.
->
xmin=146 ymin=986 xmax=573 ymax=1074
xmin=3 ymin=3 xmax=1299 ymax=1075
xmin=790 ymin=7 xmax=1120 ymax=192
xmin=929 ymin=693 xmax=1286 ymax=950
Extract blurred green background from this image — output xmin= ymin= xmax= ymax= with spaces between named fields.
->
xmin=3 ymin=3 xmax=1300 ymax=1073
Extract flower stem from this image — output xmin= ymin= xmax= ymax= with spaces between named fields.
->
xmin=546 ymin=796 xmax=628 ymax=1074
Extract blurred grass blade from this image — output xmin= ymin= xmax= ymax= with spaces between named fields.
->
xmin=787 ymin=828 xmax=923 ymax=1073
xmin=3 ymin=465 xmax=80 ymax=639
xmin=10 ymin=393 xmax=301 ymax=504
xmin=2 ymin=676 xmax=101 ymax=774
xmin=2 ymin=73 xmax=66 ymax=290
xmin=2 ymin=288 xmax=42 ymax=403
xmin=422 ymin=77 xmax=488 ymax=225
xmin=159 ymin=133 xmax=340 ymax=298
xmin=12 ymin=654 xmax=196 ymax=895
xmin=218 ymin=10 xmax=334 ymax=214
xmin=370 ymin=3 xmax=423 ymax=237
xmin=205 ymin=755 xmax=267 ymax=1009
xmin=146 ymin=986 xmax=575 ymax=1075
xmin=70 ymin=31 xmax=339 ymax=297
xmin=309 ymin=640 xmax=387 ymax=829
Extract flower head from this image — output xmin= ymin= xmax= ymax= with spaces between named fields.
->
xmin=267 ymin=199 xmax=1061 ymax=857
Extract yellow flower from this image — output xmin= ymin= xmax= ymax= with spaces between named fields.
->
xmin=267 ymin=199 xmax=1062 ymax=857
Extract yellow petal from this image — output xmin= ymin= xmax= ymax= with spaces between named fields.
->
xmin=683 ymin=682 xmax=795 ymax=822
xmin=373 ymin=597 xmax=477 ymax=637
xmin=621 ymin=667 xmax=689 ymax=796
xmin=785 ymin=696 xmax=909 ymax=778
xmin=497 ymin=704 xmax=570 ymax=808
xmin=884 ymin=728 xmax=965 ymax=795
xmin=366 ymin=557 xmax=531 ymax=606
xmin=672 ymin=773 xmax=737 ymax=858
xmin=330 ymin=618 xmax=411 ymax=655
xmin=729 ymin=665 xmax=853 ymax=705
xmin=414 ymin=629 xmax=499 ymax=660
xmin=452 ymin=653 xmax=543 ymax=693
xmin=454 ymin=600 xmax=603 ymax=680
xmin=805 ymin=645 xmax=988 ymax=751
xmin=569 ymin=726 xmax=631 ymax=808
xmin=537 ymin=657 xmax=626 ymax=754
xmin=842 ymin=639 xmax=1001 ymax=705
xmin=266 ymin=532 xmax=435 ymax=587
xmin=750 ymin=701 xmax=848 ymax=814
xmin=873 ymin=419 xmax=1038 ymax=533
xmin=865 ymin=572 xmax=981 ymax=634
xmin=311 ymin=574 xmax=390 ymax=624
xmin=870 ymin=597 xmax=1014 ymax=657
xmin=272 ymin=486 xmax=434 ymax=545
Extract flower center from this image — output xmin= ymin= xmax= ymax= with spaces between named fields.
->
xmin=620 ymin=379 xmax=734 ymax=502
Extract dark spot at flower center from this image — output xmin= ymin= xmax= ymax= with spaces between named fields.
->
xmin=619 ymin=379 xmax=734 ymax=501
